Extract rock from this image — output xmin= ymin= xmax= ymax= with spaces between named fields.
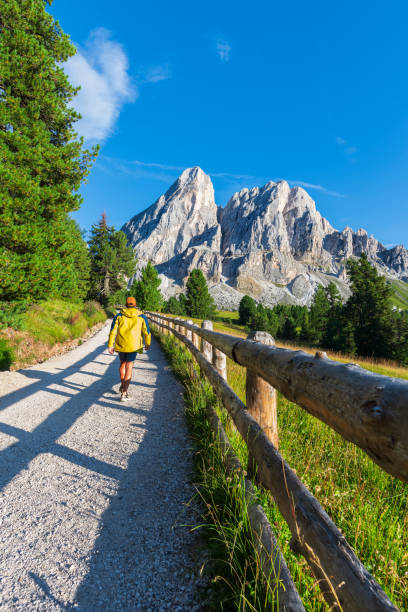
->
xmin=122 ymin=167 xmax=219 ymax=265
xmin=121 ymin=167 xmax=408 ymax=307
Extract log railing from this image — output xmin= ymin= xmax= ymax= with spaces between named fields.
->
xmin=147 ymin=312 xmax=405 ymax=612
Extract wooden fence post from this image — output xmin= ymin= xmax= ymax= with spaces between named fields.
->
xmin=246 ymin=331 xmax=278 ymax=479
xmin=201 ymin=320 xmax=213 ymax=362
xmin=186 ymin=320 xmax=193 ymax=341
xmin=213 ymin=346 xmax=227 ymax=381
xmin=192 ymin=326 xmax=200 ymax=350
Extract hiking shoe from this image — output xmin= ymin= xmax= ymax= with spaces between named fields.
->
xmin=120 ymin=393 xmax=129 ymax=402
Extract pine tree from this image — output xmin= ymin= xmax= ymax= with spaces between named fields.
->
xmin=239 ymin=295 xmax=257 ymax=325
xmin=0 ymin=0 xmax=98 ymax=301
xmin=88 ymin=214 xmax=136 ymax=303
xmin=250 ymin=303 xmax=270 ymax=332
xmin=323 ymin=282 xmax=344 ymax=349
xmin=307 ymin=285 xmax=331 ymax=344
xmin=345 ymin=254 xmax=394 ymax=357
xmin=338 ymin=320 xmax=357 ymax=356
xmin=390 ymin=311 xmax=408 ymax=365
xmin=58 ymin=219 xmax=91 ymax=300
xmin=185 ymin=269 xmax=216 ymax=318
xmin=131 ymin=262 xmax=162 ymax=311
xmin=178 ymin=293 xmax=187 ymax=315
xmin=165 ymin=296 xmax=181 ymax=315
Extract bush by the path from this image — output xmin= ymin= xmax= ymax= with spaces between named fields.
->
xmin=0 ymin=339 xmax=14 ymax=371
xmin=0 ymin=299 xmax=106 ymax=370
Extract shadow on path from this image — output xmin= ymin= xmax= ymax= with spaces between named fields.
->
xmin=72 ymin=342 xmax=200 ymax=611
xmin=0 ymin=343 xmax=120 ymax=492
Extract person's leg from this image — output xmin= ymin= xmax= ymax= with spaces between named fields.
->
xmin=121 ymin=361 xmax=134 ymax=394
xmin=119 ymin=359 xmax=126 ymax=391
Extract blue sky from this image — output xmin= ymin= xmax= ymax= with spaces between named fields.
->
xmin=51 ymin=0 xmax=408 ymax=247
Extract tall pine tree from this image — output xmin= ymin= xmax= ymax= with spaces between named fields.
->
xmin=307 ymin=285 xmax=331 ymax=344
xmin=0 ymin=0 xmax=97 ymax=300
xmin=239 ymin=295 xmax=257 ymax=325
xmin=131 ymin=262 xmax=162 ymax=311
xmin=185 ymin=269 xmax=216 ymax=318
xmin=345 ymin=254 xmax=394 ymax=357
xmin=88 ymin=214 xmax=136 ymax=303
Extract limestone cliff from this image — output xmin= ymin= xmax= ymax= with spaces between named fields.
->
xmin=122 ymin=167 xmax=408 ymax=309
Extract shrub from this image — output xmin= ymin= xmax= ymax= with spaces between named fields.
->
xmin=0 ymin=301 xmax=29 ymax=330
xmin=0 ymin=339 xmax=14 ymax=370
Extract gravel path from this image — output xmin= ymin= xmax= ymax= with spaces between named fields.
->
xmin=0 ymin=323 xmax=207 ymax=611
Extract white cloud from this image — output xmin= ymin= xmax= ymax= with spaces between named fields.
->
xmin=336 ymin=136 xmax=357 ymax=157
xmin=288 ymin=180 xmax=346 ymax=198
xmin=138 ymin=64 xmax=172 ymax=84
xmin=211 ymin=171 xmax=254 ymax=179
xmin=65 ymin=28 xmax=136 ymax=142
xmin=216 ymin=40 xmax=232 ymax=62
xmin=101 ymin=157 xmax=253 ymax=181
xmin=131 ymin=160 xmax=184 ymax=171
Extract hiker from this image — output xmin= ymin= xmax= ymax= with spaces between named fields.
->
xmin=108 ymin=296 xmax=151 ymax=402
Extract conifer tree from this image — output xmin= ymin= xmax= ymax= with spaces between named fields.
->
xmin=131 ymin=262 xmax=162 ymax=311
xmin=185 ymin=269 xmax=216 ymax=318
xmin=0 ymin=0 xmax=98 ymax=300
xmin=88 ymin=214 xmax=136 ymax=303
xmin=307 ymin=285 xmax=331 ymax=344
xmin=239 ymin=295 xmax=257 ymax=325
xmin=345 ymin=254 xmax=394 ymax=357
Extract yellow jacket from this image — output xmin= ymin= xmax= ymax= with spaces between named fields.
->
xmin=108 ymin=308 xmax=151 ymax=352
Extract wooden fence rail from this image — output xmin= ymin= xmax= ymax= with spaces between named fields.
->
xmin=149 ymin=313 xmax=408 ymax=483
xmin=147 ymin=312 xmax=404 ymax=611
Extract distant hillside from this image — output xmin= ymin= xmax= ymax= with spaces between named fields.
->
xmin=390 ymin=279 xmax=408 ymax=309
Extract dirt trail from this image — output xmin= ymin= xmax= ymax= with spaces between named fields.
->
xmin=0 ymin=322 xmax=206 ymax=611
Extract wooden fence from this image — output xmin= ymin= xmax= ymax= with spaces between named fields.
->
xmin=147 ymin=312 xmax=407 ymax=612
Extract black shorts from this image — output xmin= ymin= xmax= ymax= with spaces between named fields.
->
xmin=118 ymin=351 xmax=137 ymax=362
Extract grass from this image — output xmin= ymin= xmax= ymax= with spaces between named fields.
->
xmin=389 ymin=279 xmax=408 ymax=310
xmin=22 ymin=299 xmax=106 ymax=345
xmin=225 ymin=356 xmax=408 ymax=609
xmin=155 ymin=330 xmax=285 ymax=610
xmin=157 ymin=314 xmax=408 ymax=610
xmin=0 ymin=299 xmax=106 ymax=370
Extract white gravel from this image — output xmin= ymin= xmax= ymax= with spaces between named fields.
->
xmin=0 ymin=322 xmax=208 ymax=611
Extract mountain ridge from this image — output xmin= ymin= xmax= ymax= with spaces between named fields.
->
xmin=122 ymin=167 xmax=408 ymax=309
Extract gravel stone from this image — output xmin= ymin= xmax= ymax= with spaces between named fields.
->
xmin=0 ymin=323 xmax=208 ymax=610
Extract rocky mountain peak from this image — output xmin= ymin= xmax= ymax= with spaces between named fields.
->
xmin=122 ymin=166 xmax=408 ymax=309
xmin=178 ymin=165 xmax=208 ymax=186
xmin=122 ymin=166 xmax=218 ymax=266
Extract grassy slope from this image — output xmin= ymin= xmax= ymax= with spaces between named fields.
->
xmin=390 ymin=279 xmax=408 ymax=310
xmin=0 ymin=299 xmax=106 ymax=370
xmin=162 ymin=312 xmax=408 ymax=609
